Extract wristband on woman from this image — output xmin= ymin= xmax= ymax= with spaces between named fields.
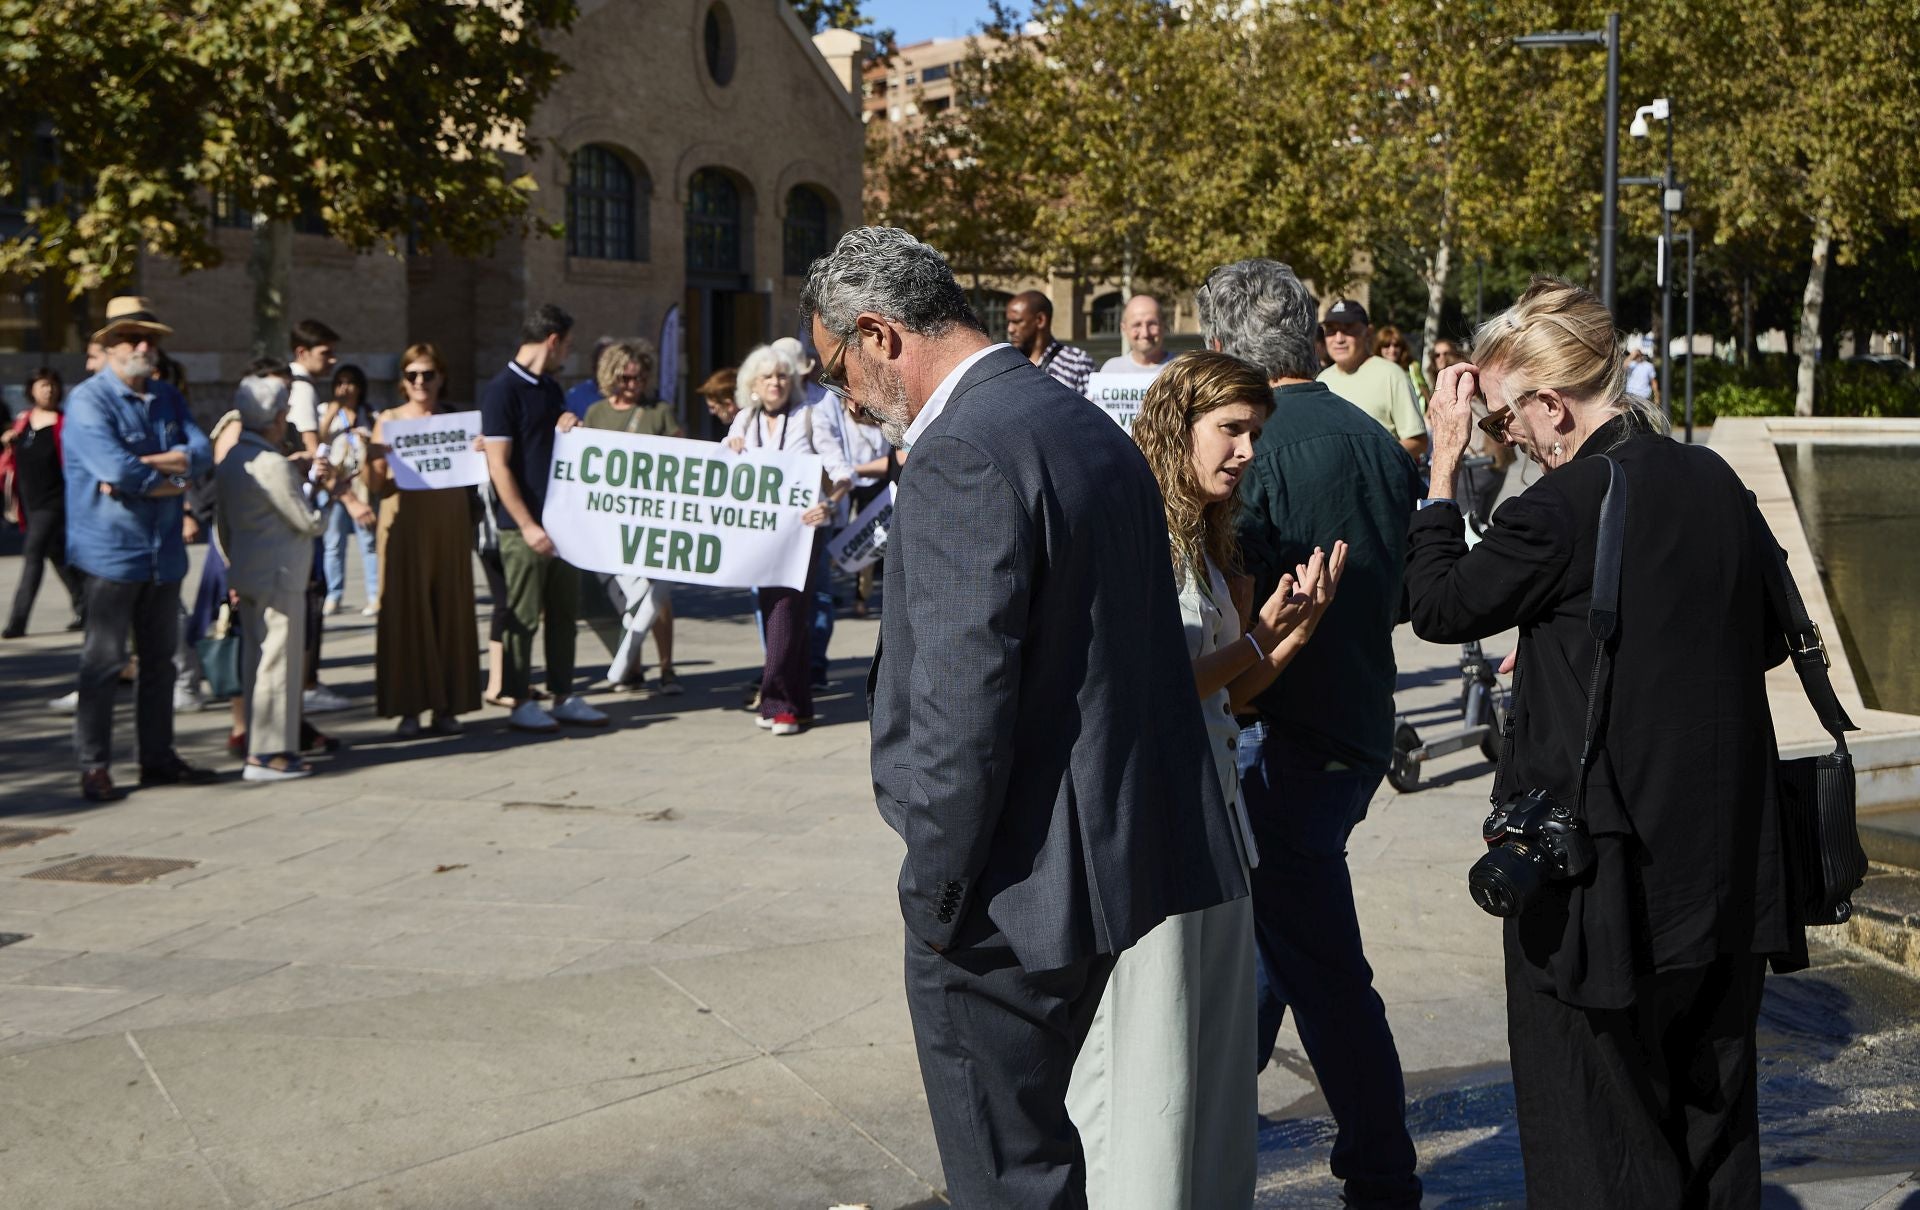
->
xmin=1244 ymin=631 xmax=1266 ymax=663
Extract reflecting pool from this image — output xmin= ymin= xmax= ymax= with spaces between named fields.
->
xmin=1778 ymin=441 xmax=1920 ymax=715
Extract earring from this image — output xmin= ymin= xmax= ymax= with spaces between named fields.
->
xmin=1550 ymin=441 xmax=1564 ymax=458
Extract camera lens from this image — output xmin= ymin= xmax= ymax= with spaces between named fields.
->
xmin=1469 ymin=842 xmax=1547 ymax=917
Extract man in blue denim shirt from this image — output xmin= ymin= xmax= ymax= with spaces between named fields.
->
xmin=62 ymin=296 xmax=217 ymax=801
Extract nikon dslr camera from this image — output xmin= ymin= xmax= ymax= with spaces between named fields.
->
xmin=1468 ymin=789 xmax=1596 ymax=917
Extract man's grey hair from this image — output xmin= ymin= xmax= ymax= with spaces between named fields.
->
xmin=1195 ymin=259 xmax=1320 ymax=383
xmin=799 ymin=226 xmax=984 ymax=341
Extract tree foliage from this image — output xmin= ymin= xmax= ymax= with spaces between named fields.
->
xmin=867 ymin=0 xmax=1920 ymax=399
xmin=0 ymin=0 xmax=579 ymax=292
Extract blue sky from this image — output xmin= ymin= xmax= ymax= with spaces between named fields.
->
xmin=863 ymin=0 xmax=1005 ymax=45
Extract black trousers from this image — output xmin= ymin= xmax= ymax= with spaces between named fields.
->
xmin=1240 ymin=724 xmax=1422 ymax=1208
xmin=75 ymin=576 xmax=180 ymax=772
xmin=1507 ymin=941 xmax=1767 ymax=1210
xmin=903 ymin=924 xmax=1114 ymax=1210
xmin=6 ymin=507 xmax=84 ymax=633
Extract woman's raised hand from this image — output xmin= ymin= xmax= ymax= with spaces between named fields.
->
xmin=1426 ymin=362 xmax=1481 ymax=461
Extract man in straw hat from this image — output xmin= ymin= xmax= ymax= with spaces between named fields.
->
xmin=61 ymin=295 xmax=217 ymax=801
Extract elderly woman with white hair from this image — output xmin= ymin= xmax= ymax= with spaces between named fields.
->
xmin=723 ymin=342 xmax=853 ymax=734
xmin=216 ymin=375 xmax=327 ymax=782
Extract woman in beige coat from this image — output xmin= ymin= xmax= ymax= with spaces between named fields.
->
xmin=216 ymin=375 xmax=327 ymax=782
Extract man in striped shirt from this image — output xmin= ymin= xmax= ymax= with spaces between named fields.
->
xmin=1005 ymin=290 xmax=1096 ymax=397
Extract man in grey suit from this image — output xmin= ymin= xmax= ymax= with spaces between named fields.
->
xmin=801 ymin=226 xmax=1246 ymax=1209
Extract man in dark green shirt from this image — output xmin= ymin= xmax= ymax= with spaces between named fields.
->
xmin=1199 ymin=259 xmax=1424 ymax=1210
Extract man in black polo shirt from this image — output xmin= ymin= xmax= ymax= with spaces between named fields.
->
xmin=1198 ymin=259 xmax=1425 ymax=1209
xmin=480 ymin=304 xmax=608 ymax=732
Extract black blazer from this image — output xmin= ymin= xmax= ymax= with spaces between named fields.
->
xmin=1406 ymin=416 xmax=1806 ymax=1010
xmin=869 ymin=346 xmax=1246 ymax=972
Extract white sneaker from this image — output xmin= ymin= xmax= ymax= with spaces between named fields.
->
xmin=322 ymin=598 xmax=341 ymax=617
xmin=303 ymin=684 xmax=351 ymax=713
xmin=508 ymin=701 xmax=558 ymax=732
xmin=174 ymin=687 xmax=204 ymax=712
xmin=49 ymin=690 xmax=78 ymax=713
xmin=360 ymin=604 xmax=379 ymax=617
xmin=769 ymin=718 xmax=803 ymax=736
xmin=551 ymin=696 xmax=609 ymax=727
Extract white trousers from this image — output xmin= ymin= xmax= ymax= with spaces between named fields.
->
xmin=1067 ymin=894 xmax=1258 ymax=1210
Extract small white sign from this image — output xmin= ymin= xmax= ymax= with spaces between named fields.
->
xmin=827 ymin=486 xmax=895 ymax=573
xmin=1085 ymin=367 xmax=1166 ymax=432
xmin=382 ymin=411 xmax=487 ymax=491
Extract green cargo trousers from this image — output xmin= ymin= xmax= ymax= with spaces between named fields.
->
xmin=497 ymin=529 xmax=579 ymax=702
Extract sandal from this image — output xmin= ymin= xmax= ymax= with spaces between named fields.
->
xmin=243 ymin=753 xmax=312 ymax=783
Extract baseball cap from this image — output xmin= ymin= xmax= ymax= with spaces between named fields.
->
xmin=1323 ymin=299 xmax=1369 ymax=327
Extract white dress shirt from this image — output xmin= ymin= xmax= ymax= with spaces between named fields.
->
xmin=902 ymin=342 xmax=1010 ymax=449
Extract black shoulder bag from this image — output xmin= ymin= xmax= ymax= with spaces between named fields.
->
xmin=1757 ymin=522 xmax=1866 ymax=925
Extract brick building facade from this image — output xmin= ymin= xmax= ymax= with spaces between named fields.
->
xmin=1 ymin=1 xmax=865 ymax=434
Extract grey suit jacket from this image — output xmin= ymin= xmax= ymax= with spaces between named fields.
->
xmin=869 ymin=346 xmax=1246 ymax=973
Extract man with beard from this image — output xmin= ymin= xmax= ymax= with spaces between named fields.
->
xmin=804 ymin=227 xmax=1244 ymax=1208
xmin=61 ymin=296 xmax=217 ymax=801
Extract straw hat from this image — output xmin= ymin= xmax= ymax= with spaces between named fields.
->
xmin=92 ymin=296 xmax=174 ymax=345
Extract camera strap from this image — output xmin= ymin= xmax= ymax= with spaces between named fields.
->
xmin=1575 ymin=456 xmax=1627 ymax=818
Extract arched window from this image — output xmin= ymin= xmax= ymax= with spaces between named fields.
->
xmin=783 ymin=186 xmax=836 ymax=276
xmin=1091 ymin=291 xmax=1124 ymax=336
xmin=568 ymin=146 xmax=646 ymax=262
xmin=686 ymin=169 xmax=743 ymax=276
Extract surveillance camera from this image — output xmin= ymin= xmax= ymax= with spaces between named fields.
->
xmin=1630 ymin=114 xmax=1650 ymax=138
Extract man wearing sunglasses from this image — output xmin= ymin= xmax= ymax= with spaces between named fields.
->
xmin=1317 ymin=299 xmax=1429 ymax=461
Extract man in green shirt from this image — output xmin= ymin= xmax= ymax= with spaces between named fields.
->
xmin=1198 ymin=259 xmax=1425 ymax=1210
xmin=1317 ymin=298 xmax=1429 ymax=461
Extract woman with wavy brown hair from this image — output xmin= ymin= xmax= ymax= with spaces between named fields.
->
xmin=1067 ymin=350 xmax=1348 ymax=1210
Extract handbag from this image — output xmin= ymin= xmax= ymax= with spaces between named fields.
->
xmin=1756 ymin=511 xmax=1866 ymax=925
xmin=196 ymin=602 xmax=244 ymax=701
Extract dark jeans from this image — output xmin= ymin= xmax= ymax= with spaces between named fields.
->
xmin=1238 ymin=721 xmax=1422 ymax=1208
xmin=809 ymin=531 xmax=835 ymax=681
xmin=75 ymin=576 xmax=181 ymax=772
xmin=1507 ymin=946 xmax=1766 ymax=1209
xmin=903 ymin=924 xmax=1114 ymax=1209
xmin=6 ymin=507 xmax=84 ymax=633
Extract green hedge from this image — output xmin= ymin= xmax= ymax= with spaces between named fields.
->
xmin=1672 ymin=357 xmax=1919 ymax=425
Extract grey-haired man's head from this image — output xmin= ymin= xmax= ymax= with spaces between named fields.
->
xmin=1196 ymin=259 xmax=1321 ymax=385
xmin=799 ymin=226 xmax=985 ymax=447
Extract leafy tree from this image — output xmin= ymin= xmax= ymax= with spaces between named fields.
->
xmin=0 ymin=0 xmax=578 ymax=354
xmin=1652 ymin=0 xmax=1920 ymax=412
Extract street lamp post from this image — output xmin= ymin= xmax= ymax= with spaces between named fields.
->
xmin=1680 ymin=228 xmax=1696 ymax=442
xmin=1631 ymin=99 xmax=1685 ymax=438
xmin=1516 ymin=13 xmax=1621 ymax=312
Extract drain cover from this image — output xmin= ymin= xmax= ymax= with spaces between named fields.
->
xmin=0 ymin=827 xmax=69 ymax=851
xmin=0 ymin=933 xmax=29 ymax=948
xmin=25 ymin=856 xmax=197 ymax=885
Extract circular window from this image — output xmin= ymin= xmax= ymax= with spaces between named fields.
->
xmin=703 ymin=3 xmax=737 ymax=87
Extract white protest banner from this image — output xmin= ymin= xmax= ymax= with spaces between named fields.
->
xmin=381 ymin=410 xmax=487 ymax=490
xmin=1085 ymin=367 xmax=1166 ymax=432
xmin=543 ymin=429 xmax=822 ymax=590
xmin=827 ymin=485 xmax=895 ymax=573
